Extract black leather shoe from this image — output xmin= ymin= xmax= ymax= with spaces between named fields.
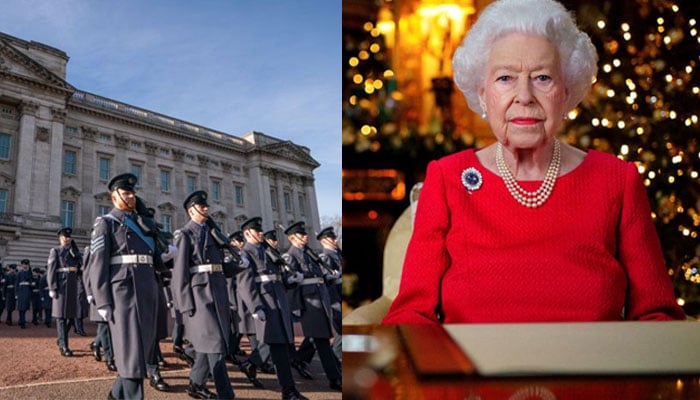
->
xmin=76 ymin=329 xmax=87 ymax=336
xmin=186 ymin=381 xmax=217 ymax=399
xmin=174 ymin=345 xmax=195 ymax=367
xmin=90 ymin=342 xmax=102 ymax=362
xmin=226 ymin=354 xmax=242 ymax=366
xmin=282 ymin=386 xmax=309 ymax=400
xmin=20 ymin=324 xmax=26 ymax=329
xmin=291 ymin=359 xmax=313 ymax=380
xmin=329 ymin=378 xmax=342 ymax=391
xmin=239 ymin=361 xmax=263 ymax=388
xmin=106 ymin=360 xmax=117 ymax=371
xmin=260 ymin=362 xmax=276 ymax=374
xmin=60 ymin=347 xmax=73 ymax=357
xmin=150 ymin=375 xmax=171 ymax=392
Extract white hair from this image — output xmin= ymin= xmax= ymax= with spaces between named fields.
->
xmin=453 ymin=0 xmax=598 ymax=115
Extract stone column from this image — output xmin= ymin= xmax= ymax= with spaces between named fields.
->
xmin=14 ymin=102 xmax=38 ymax=215
xmin=48 ymin=108 xmax=66 ymax=219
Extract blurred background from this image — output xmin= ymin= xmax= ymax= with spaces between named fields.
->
xmin=342 ymin=0 xmax=700 ymax=317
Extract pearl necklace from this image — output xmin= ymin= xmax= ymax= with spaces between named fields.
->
xmin=495 ymin=140 xmax=561 ymax=208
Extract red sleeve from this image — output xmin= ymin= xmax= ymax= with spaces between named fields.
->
xmin=383 ymin=159 xmax=452 ymax=325
xmin=618 ymin=163 xmax=685 ymax=320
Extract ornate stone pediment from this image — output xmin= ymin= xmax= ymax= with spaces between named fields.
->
xmin=61 ymin=186 xmax=81 ymax=199
xmin=94 ymin=191 xmax=111 ymax=202
xmin=0 ymin=172 xmax=16 ymax=187
xmin=0 ymin=37 xmax=75 ymax=92
xmin=157 ymin=202 xmax=177 ymax=213
xmin=258 ymin=141 xmax=320 ymax=168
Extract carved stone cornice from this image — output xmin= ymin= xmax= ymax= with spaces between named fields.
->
xmin=197 ymin=154 xmax=209 ymax=168
xmin=172 ymin=149 xmax=185 ymax=161
xmin=50 ymin=107 xmax=67 ymax=123
xmin=81 ymin=126 xmax=97 ymax=140
xmin=144 ymin=141 xmax=158 ymax=155
xmin=61 ymin=186 xmax=81 ymax=199
xmin=35 ymin=126 xmax=50 ymax=142
xmin=157 ymin=202 xmax=177 ymax=213
xmin=221 ymin=161 xmax=232 ymax=173
xmin=114 ymin=134 xmax=129 ymax=149
xmin=20 ymin=101 xmax=38 ymax=117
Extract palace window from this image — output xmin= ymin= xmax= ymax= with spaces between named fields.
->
xmin=98 ymin=205 xmax=110 ymax=216
xmin=130 ymin=163 xmax=143 ymax=186
xmin=283 ymin=191 xmax=292 ymax=213
xmin=61 ymin=200 xmax=75 ymax=228
xmin=234 ymin=185 xmax=244 ymax=207
xmin=160 ymin=214 xmax=172 ymax=233
xmin=270 ymin=188 xmax=278 ymax=210
xmin=187 ymin=175 xmax=197 ymax=193
xmin=63 ymin=150 xmax=76 ymax=175
xmin=99 ymin=157 xmax=111 ymax=181
xmin=0 ymin=189 xmax=7 ymax=215
xmin=298 ymin=194 xmax=306 ymax=216
xmin=0 ymin=133 xmax=11 ymax=160
xmin=160 ymin=169 xmax=171 ymax=193
xmin=211 ymin=180 xmax=221 ymax=201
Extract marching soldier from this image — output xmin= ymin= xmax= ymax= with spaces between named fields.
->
xmin=171 ymin=190 xmax=243 ymax=400
xmin=39 ymin=267 xmax=52 ymax=327
xmin=83 ymin=245 xmax=117 ymax=371
xmin=30 ymin=267 xmax=42 ymax=325
xmin=73 ymin=265 xmax=89 ymax=336
xmin=88 ymin=173 xmax=160 ymax=400
xmin=47 ymin=228 xmax=80 ymax=356
xmin=317 ymin=227 xmax=343 ymax=363
xmin=0 ymin=265 xmax=6 ymax=323
xmin=238 ymin=217 xmax=308 ymax=400
xmin=283 ymin=221 xmax=342 ymax=392
xmin=4 ymin=264 xmax=17 ymax=325
xmin=226 ymin=230 xmax=246 ymax=362
xmin=16 ymin=259 xmax=33 ymax=329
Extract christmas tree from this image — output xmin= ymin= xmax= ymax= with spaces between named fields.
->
xmin=565 ymin=0 xmax=700 ymax=313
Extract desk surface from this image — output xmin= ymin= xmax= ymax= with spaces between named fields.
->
xmin=343 ymin=324 xmax=700 ymax=400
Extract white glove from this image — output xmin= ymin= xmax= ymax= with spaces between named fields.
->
xmin=287 ymin=272 xmax=304 ymax=284
xmin=98 ymin=306 xmax=113 ymax=322
xmin=87 ymin=295 xmax=94 ymax=304
xmin=292 ymin=310 xmax=301 ymax=317
xmin=49 ymin=290 xmax=57 ymax=299
xmin=331 ymin=302 xmax=341 ymax=312
xmin=252 ymin=310 xmax=266 ymax=322
xmin=161 ymin=244 xmax=178 ymax=262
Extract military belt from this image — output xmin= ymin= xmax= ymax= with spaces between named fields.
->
xmin=5 ymin=285 xmax=13 ymax=288
xmin=189 ymin=264 xmax=223 ymax=274
xmin=19 ymin=282 xmax=31 ymax=286
xmin=32 ymin=289 xmax=40 ymax=293
xmin=110 ymin=254 xmax=153 ymax=265
xmin=255 ymin=274 xmax=281 ymax=283
xmin=57 ymin=267 xmax=78 ymax=273
xmin=300 ymin=277 xmax=325 ymax=285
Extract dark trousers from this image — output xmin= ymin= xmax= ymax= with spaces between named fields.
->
xmin=73 ymin=317 xmax=85 ymax=333
xmin=43 ymin=309 xmax=51 ymax=327
xmin=96 ymin=321 xmax=114 ymax=361
xmin=18 ymin=309 xmax=26 ymax=326
xmin=56 ymin=318 xmax=72 ymax=349
xmin=270 ymin=343 xmax=295 ymax=388
xmin=172 ymin=322 xmax=184 ymax=348
xmin=111 ymin=376 xmax=143 ymax=400
xmin=313 ymin=337 xmax=341 ymax=381
xmin=190 ymin=352 xmax=234 ymax=400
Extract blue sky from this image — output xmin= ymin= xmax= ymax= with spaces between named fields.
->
xmin=0 ymin=0 xmax=341 ymax=218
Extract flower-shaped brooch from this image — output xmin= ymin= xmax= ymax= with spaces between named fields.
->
xmin=461 ymin=167 xmax=482 ymax=194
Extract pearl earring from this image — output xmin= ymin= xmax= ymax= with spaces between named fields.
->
xmin=481 ymin=111 xmax=487 ymax=119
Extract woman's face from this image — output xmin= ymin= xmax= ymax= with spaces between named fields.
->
xmin=479 ymin=33 xmax=568 ymax=150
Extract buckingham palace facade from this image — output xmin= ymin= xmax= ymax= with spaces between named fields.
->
xmin=0 ymin=32 xmax=321 ymax=266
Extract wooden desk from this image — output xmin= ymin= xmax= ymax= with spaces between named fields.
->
xmin=343 ymin=324 xmax=700 ymax=400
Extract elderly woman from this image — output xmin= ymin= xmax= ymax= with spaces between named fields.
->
xmin=383 ymin=0 xmax=685 ymax=325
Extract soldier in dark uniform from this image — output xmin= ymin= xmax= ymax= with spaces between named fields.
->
xmin=171 ymin=190 xmax=242 ymax=400
xmin=0 ymin=264 xmax=5 ymax=323
xmin=225 ymin=231 xmax=247 ymax=362
xmin=47 ymin=228 xmax=80 ymax=356
xmin=30 ymin=267 xmax=43 ymax=325
xmin=73 ymin=264 xmax=89 ymax=336
xmin=88 ymin=173 xmax=160 ymax=400
xmin=238 ymin=217 xmax=308 ymax=400
xmin=16 ymin=259 xmax=33 ymax=329
xmin=3 ymin=264 xmax=17 ymax=325
xmin=283 ymin=221 xmax=342 ymax=392
xmin=39 ymin=267 xmax=52 ymax=327
xmin=317 ymin=227 xmax=343 ymax=363
xmin=83 ymin=245 xmax=117 ymax=371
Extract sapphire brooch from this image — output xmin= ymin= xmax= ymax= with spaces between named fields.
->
xmin=461 ymin=167 xmax=483 ymax=194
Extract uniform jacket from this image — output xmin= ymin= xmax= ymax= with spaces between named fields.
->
xmin=171 ymin=220 xmax=231 ymax=354
xmin=16 ymin=268 xmax=33 ymax=311
xmin=284 ymin=245 xmax=333 ymax=339
xmin=238 ymin=241 xmax=294 ymax=344
xmin=88 ymin=208 xmax=159 ymax=378
xmin=47 ymin=246 xmax=80 ymax=319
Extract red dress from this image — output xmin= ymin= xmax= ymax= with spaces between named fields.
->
xmin=383 ymin=149 xmax=685 ymax=324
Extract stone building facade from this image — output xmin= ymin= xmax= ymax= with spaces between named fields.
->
xmin=0 ymin=32 xmax=321 ymax=266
